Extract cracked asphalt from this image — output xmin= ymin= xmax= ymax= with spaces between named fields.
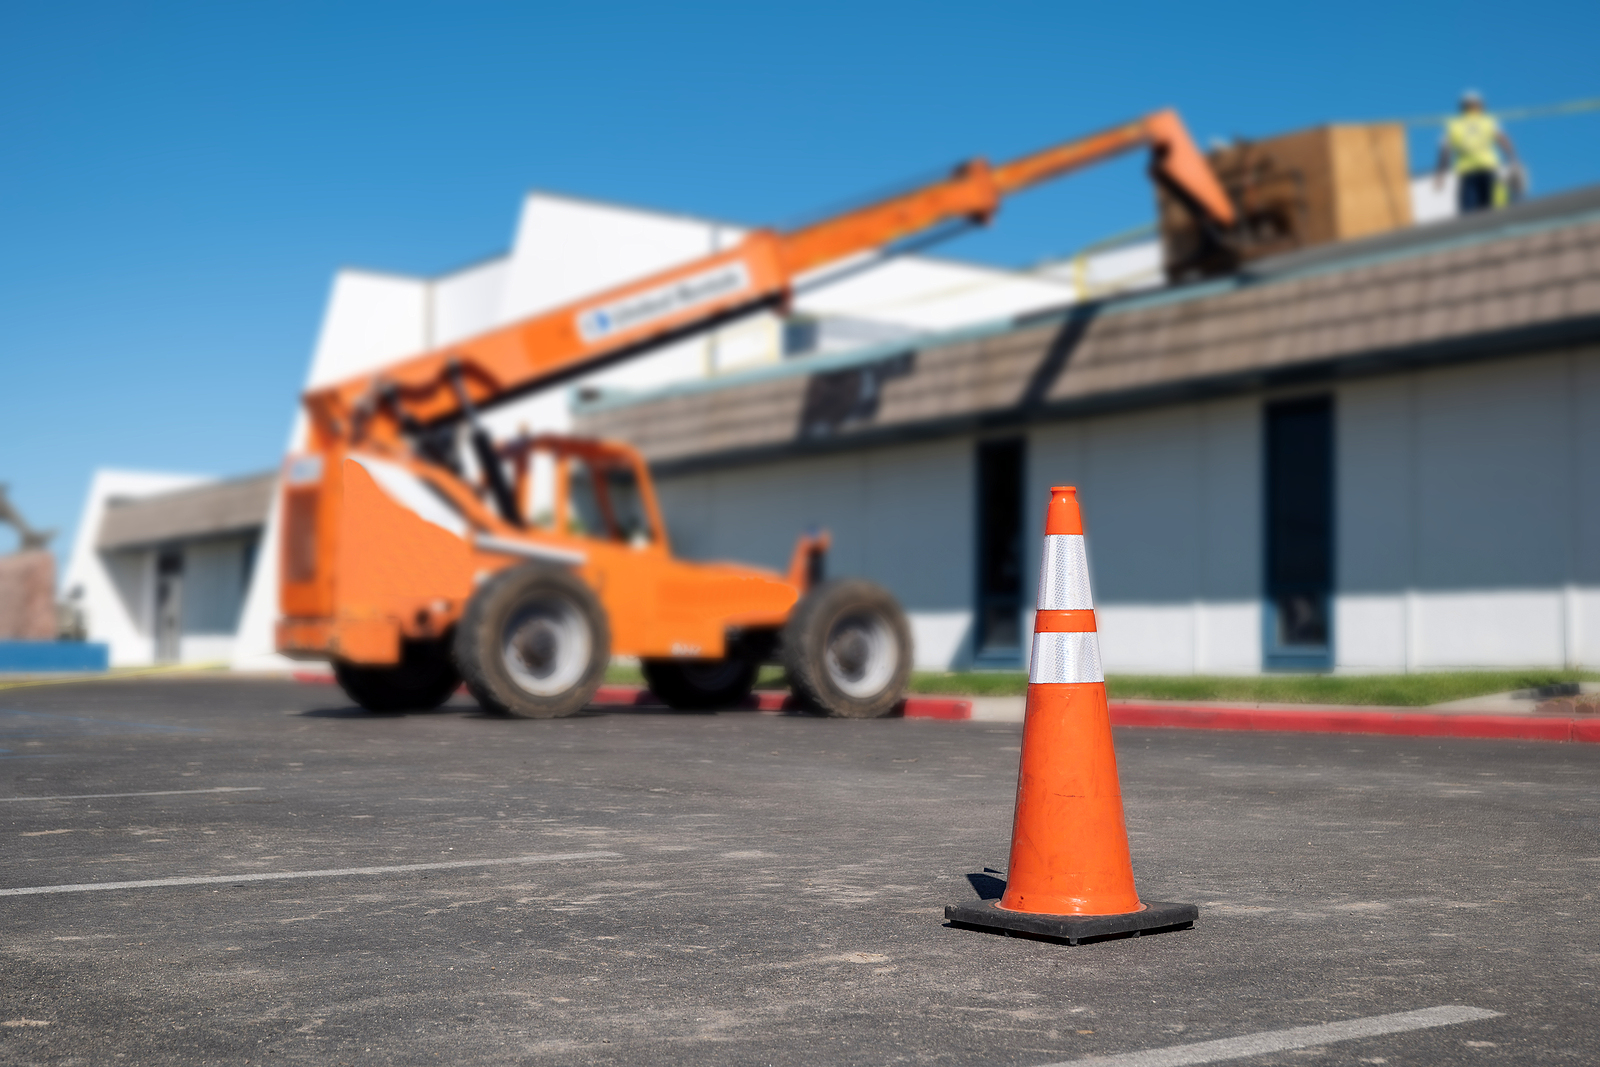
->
xmin=1 ymin=677 xmax=1596 ymax=1065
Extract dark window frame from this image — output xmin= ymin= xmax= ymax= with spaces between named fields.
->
xmin=974 ymin=437 xmax=1027 ymax=666
xmin=1262 ymin=395 xmax=1335 ymax=671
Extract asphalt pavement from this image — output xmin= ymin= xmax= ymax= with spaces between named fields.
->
xmin=2 ymin=677 xmax=1596 ymax=1066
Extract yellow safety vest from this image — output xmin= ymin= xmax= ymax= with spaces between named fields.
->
xmin=1445 ymin=114 xmax=1502 ymax=174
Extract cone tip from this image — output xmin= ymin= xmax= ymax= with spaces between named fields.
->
xmin=1045 ymin=486 xmax=1083 ymax=535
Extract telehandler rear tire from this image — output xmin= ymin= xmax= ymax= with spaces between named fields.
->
xmin=333 ymin=638 xmax=460 ymax=713
xmin=782 ymin=579 xmax=912 ymax=718
xmin=641 ymin=657 xmax=759 ymax=710
xmin=454 ymin=562 xmax=610 ymax=719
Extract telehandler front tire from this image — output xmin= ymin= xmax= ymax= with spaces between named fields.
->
xmin=333 ymin=638 xmax=460 ymax=713
xmin=782 ymin=579 xmax=912 ymax=718
xmin=454 ymin=562 xmax=610 ymax=719
xmin=641 ymin=657 xmax=759 ymax=710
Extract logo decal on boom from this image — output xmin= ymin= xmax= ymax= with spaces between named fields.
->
xmin=576 ymin=263 xmax=751 ymax=344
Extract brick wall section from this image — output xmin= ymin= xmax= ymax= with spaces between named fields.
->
xmin=0 ymin=551 xmax=57 ymax=640
xmin=578 ymin=216 xmax=1600 ymax=466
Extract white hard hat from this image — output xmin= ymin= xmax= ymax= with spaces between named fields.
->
xmin=1460 ymin=89 xmax=1484 ymax=107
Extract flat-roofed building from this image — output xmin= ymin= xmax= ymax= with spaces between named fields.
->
xmin=575 ymin=186 xmax=1600 ymax=673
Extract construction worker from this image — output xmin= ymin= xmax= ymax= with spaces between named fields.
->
xmin=1435 ymin=90 xmax=1518 ymax=214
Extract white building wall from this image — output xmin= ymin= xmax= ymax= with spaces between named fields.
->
xmin=304 ymin=271 xmax=430 ymax=389
xmin=1032 ymin=240 xmax=1165 ymax=299
xmin=499 ymin=194 xmax=742 ymax=321
xmin=1029 ymin=398 xmax=1262 ymax=676
xmin=1335 ymin=346 xmax=1600 ymax=671
xmin=432 ymin=256 xmax=509 ymax=348
xmin=796 ymin=255 xmax=1076 ymax=333
xmin=231 ymin=488 xmax=287 ymax=671
xmin=177 ymin=534 xmax=255 ymax=666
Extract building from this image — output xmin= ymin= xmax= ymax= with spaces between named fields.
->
xmin=69 ymin=150 xmax=1490 ymax=674
xmin=575 ymin=185 xmax=1600 ymax=674
xmin=64 ymin=470 xmax=273 ymax=666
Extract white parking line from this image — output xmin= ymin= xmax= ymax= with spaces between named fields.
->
xmin=0 ymin=851 xmax=621 ymax=897
xmin=1036 ymin=1005 xmax=1500 ymax=1067
xmin=1 ymin=787 xmax=266 ymax=803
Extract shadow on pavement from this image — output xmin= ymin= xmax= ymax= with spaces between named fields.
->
xmin=966 ymin=871 xmax=1007 ymax=900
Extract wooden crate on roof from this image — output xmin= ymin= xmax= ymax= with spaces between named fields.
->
xmin=1160 ymin=123 xmax=1412 ymax=281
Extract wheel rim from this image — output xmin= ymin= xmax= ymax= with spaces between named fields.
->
xmin=500 ymin=594 xmax=591 ymax=697
xmin=823 ymin=610 xmax=897 ymax=699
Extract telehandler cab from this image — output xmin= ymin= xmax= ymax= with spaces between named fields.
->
xmin=275 ymin=110 xmax=1236 ymax=717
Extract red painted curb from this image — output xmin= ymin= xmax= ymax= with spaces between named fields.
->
xmin=291 ymin=672 xmax=1594 ymax=741
xmin=590 ymin=685 xmax=971 ymax=719
xmin=1108 ymin=702 xmax=1600 ymax=743
xmin=591 ymin=684 xmax=662 ymax=706
xmin=902 ymin=697 xmax=974 ymax=720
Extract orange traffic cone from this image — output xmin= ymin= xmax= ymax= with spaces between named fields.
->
xmin=945 ymin=486 xmax=1197 ymax=945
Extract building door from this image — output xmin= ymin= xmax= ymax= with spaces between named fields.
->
xmin=155 ymin=549 xmax=184 ymax=663
xmin=1264 ymin=397 xmax=1333 ymax=670
xmin=975 ymin=438 xmax=1026 ymax=665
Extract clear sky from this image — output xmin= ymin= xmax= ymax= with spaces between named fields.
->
xmin=2 ymin=0 xmax=1597 ymax=560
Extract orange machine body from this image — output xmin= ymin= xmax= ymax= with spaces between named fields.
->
xmin=278 ymin=112 xmax=1235 ymax=668
xmin=276 ymin=437 xmax=802 ymax=664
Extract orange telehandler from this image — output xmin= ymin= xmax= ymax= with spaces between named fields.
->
xmin=276 ymin=110 xmax=1236 ymax=718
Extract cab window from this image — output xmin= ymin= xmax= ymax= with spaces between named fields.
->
xmin=565 ymin=459 xmax=653 ymax=544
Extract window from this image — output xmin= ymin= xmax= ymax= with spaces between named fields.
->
xmin=975 ymin=438 xmax=1026 ymax=663
xmin=1264 ymin=396 xmax=1334 ymax=670
xmin=566 ymin=460 xmax=654 ymax=545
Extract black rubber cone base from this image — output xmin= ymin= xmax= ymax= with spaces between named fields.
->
xmin=944 ymin=899 xmax=1197 ymax=945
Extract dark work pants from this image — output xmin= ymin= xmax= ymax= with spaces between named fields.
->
xmin=1458 ymin=169 xmax=1497 ymax=213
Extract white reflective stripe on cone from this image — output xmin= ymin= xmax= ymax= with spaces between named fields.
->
xmin=1029 ymin=631 xmax=1105 ymax=685
xmin=1036 ymin=534 xmax=1094 ymax=611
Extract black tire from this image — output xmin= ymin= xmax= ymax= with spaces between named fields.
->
xmin=453 ymin=562 xmax=610 ymax=718
xmin=782 ymin=579 xmax=912 ymax=718
xmin=333 ymin=638 xmax=460 ymax=713
xmin=641 ymin=657 xmax=759 ymax=710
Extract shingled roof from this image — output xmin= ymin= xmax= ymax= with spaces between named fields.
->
xmin=98 ymin=472 xmax=277 ymax=551
xmin=575 ymin=184 xmax=1600 ymax=473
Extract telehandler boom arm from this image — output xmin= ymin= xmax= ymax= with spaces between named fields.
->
xmin=303 ymin=109 xmax=1233 ymax=452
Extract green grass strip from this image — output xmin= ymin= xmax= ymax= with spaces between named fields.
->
xmin=922 ymin=669 xmax=1599 ymax=705
xmin=612 ymin=663 xmax=1596 ymax=706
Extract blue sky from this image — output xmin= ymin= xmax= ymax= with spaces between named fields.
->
xmin=2 ymin=0 xmax=1597 ymax=559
